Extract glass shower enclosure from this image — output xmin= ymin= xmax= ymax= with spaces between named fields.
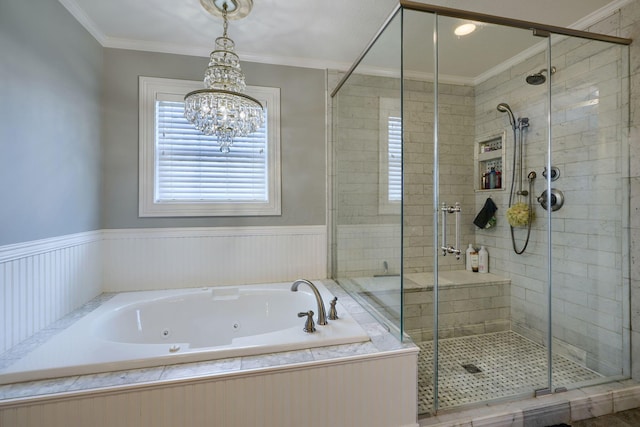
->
xmin=330 ymin=1 xmax=631 ymax=415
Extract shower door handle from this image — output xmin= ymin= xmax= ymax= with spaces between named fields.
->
xmin=455 ymin=203 xmax=461 ymax=259
xmin=441 ymin=203 xmax=448 ymax=256
xmin=440 ymin=202 xmax=462 ymax=259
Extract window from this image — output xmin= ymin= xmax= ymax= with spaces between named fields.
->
xmin=139 ymin=77 xmax=281 ymax=217
xmin=379 ymin=97 xmax=402 ymax=214
xmin=387 ymin=115 xmax=402 ymax=201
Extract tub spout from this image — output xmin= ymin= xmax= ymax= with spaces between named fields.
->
xmin=291 ymin=279 xmax=328 ymax=325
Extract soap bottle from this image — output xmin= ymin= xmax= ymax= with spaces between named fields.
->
xmin=471 ymin=250 xmax=479 ymax=273
xmin=478 ymin=246 xmax=489 ymax=273
xmin=489 ymin=167 xmax=496 ymax=189
xmin=465 ymin=244 xmax=474 ymax=271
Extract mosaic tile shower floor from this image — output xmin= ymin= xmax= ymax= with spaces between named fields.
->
xmin=417 ymin=331 xmax=602 ymax=414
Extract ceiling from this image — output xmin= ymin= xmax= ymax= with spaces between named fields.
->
xmin=59 ymin=0 xmax=627 ymax=80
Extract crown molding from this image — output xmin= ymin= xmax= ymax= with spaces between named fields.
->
xmin=101 ymin=36 xmax=355 ymax=70
xmin=569 ymin=0 xmax=632 ymax=30
xmin=61 ymin=0 xmax=633 ymax=76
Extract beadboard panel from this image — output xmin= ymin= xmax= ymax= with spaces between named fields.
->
xmin=1 ymin=226 xmax=327 ymax=354
xmin=0 ymin=232 xmax=103 ymax=354
xmin=0 ymin=352 xmax=419 ymax=427
xmin=102 ymin=226 xmax=328 ymax=292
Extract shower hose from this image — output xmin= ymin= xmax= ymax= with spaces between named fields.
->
xmin=508 ymin=120 xmax=536 ymax=255
xmin=509 ymin=172 xmax=536 ymax=255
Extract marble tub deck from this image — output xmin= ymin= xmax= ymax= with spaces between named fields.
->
xmin=0 ymin=280 xmax=416 ymax=402
xmin=2 ymin=279 xmax=638 ymax=427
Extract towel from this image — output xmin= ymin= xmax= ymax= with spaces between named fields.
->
xmin=473 ymin=197 xmax=498 ymax=229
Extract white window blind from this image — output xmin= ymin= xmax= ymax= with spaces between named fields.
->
xmin=155 ymin=100 xmax=268 ymax=203
xmin=139 ymin=77 xmax=281 ymax=217
xmin=388 ymin=116 xmax=402 ymax=202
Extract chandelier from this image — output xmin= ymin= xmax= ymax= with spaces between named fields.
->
xmin=184 ymin=0 xmax=263 ymax=153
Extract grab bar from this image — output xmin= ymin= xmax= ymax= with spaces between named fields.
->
xmin=440 ymin=202 xmax=462 ymax=259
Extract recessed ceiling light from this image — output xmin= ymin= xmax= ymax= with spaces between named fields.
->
xmin=455 ymin=23 xmax=476 ymax=36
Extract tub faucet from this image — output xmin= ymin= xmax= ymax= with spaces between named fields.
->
xmin=291 ymin=279 xmax=328 ymax=325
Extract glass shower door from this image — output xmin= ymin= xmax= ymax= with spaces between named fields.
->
xmin=430 ymin=15 xmax=555 ymax=412
xmin=331 ymin=8 xmax=404 ymax=340
xmin=548 ymin=33 xmax=630 ymax=391
xmin=400 ymin=8 xmax=437 ymax=414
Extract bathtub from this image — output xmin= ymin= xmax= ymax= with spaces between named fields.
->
xmin=0 ymin=281 xmax=370 ymax=385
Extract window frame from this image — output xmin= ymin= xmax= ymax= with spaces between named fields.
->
xmin=378 ymin=97 xmax=402 ymax=215
xmin=139 ymin=76 xmax=281 ymax=217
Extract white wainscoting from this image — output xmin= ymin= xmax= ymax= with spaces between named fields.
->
xmin=1 ymin=226 xmax=327 ymax=354
xmin=102 ymin=226 xmax=328 ymax=292
xmin=0 ymin=232 xmax=103 ymax=354
xmin=0 ymin=350 xmax=419 ymax=427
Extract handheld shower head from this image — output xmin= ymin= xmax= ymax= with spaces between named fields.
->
xmin=497 ymin=102 xmax=516 ymax=129
xmin=525 ymin=66 xmax=557 ymax=85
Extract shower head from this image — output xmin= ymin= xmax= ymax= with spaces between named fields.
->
xmin=525 ymin=66 xmax=557 ymax=85
xmin=497 ymin=102 xmax=516 ymax=128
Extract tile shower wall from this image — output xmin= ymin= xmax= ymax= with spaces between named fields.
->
xmin=618 ymin=0 xmax=640 ymax=382
xmin=333 ymin=74 xmax=402 ymax=278
xmin=404 ymin=80 xmax=476 ymax=273
xmin=474 ymin=29 xmax=628 ymax=376
xmin=335 ymin=224 xmax=400 ymax=276
xmin=404 ymin=280 xmax=511 ymax=342
xmin=333 ymin=74 xmax=475 ymax=277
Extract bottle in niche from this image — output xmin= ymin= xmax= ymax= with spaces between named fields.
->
xmin=489 ymin=167 xmax=496 ymax=189
xmin=471 ymin=250 xmax=479 ymax=272
xmin=478 ymin=246 xmax=489 ymax=273
xmin=496 ymin=170 xmax=501 ymax=189
xmin=465 ymin=243 xmax=474 ymax=271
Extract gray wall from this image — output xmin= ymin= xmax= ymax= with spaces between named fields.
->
xmin=0 ymin=12 xmax=326 ymax=248
xmin=102 ymin=49 xmax=326 ymax=229
xmin=0 ymin=0 xmax=103 ymax=246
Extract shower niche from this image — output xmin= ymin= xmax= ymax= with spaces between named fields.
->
xmin=474 ymin=132 xmax=505 ymax=191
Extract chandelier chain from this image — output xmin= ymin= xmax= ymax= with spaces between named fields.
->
xmin=222 ymin=3 xmax=228 ymax=38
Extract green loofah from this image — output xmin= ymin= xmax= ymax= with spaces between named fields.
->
xmin=506 ymin=202 xmax=534 ymax=227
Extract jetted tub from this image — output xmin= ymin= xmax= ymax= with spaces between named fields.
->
xmin=0 ymin=281 xmax=370 ymax=385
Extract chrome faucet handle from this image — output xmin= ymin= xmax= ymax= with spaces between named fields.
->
xmin=291 ymin=279 xmax=328 ymax=325
xmin=298 ymin=310 xmax=316 ymax=333
xmin=328 ymin=297 xmax=339 ymax=320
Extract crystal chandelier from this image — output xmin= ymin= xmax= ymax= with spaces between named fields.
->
xmin=184 ymin=0 xmax=263 ymax=153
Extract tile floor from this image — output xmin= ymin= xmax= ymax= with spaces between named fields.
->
xmin=570 ymin=407 xmax=640 ymax=426
xmin=417 ymin=331 xmax=602 ymax=414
